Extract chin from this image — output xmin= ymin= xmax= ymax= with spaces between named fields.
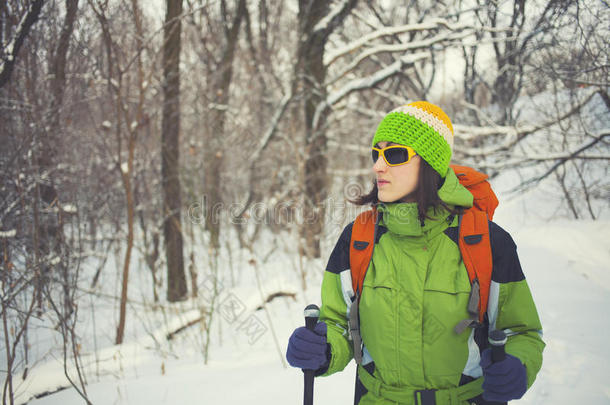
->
xmin=377 ymin=192 xmax=392 ymax=203
xmin=378 ymin=190 xmax=413 ymax=204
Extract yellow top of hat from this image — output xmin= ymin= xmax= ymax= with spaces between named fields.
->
xmin=408 ymin=101 xmax=453 ymax=134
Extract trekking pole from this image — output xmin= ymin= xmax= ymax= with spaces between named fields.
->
xmin=488 ymin=329 xmax=507 ymax=363
xmin=303 ymin=304 xmax=320 ymax=405
xmin=488 ymin=330 xmax=508 ymax=405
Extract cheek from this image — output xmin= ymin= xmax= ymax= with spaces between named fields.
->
xmin=395 ymin=162 xmax=420 ymax=194
xmin=401 ymin=175 xmax=418 ymax=193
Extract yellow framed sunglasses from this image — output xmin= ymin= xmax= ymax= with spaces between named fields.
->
xmin=371 ymin=145 xmax=416 ymax=166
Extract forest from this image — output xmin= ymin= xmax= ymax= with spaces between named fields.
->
xmin=0 ymin=1 xmax=608 ymax=404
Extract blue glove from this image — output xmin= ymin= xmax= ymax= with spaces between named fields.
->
xmin=480 ymin=349 xmax=528 ymax=402
xmin=286 ymin=322 xmax=329 ymax=371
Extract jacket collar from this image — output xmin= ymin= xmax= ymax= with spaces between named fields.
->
xmin=376 ymin=168 xmax=473 ymax=237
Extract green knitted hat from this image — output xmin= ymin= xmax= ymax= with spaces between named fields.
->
xmin=372 ymin=101 xmax=454 ymax=177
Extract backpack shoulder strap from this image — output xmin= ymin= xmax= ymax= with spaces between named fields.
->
xmin=348 ymin=208 xmax=377 ymax=365
xmin=349 ymin=208 xmax=377 ymax=296
xmin=457 ymin=208 xmax=493 ymax=328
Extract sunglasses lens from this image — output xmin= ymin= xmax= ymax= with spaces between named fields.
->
xmin=385 ymin=148 xmax=410 ymax=165
xmin=371 ymin=149 xmax=379 ymax=163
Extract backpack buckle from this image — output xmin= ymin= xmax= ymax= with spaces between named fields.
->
xmin=454 ymin=317 xmax=481 ymax=334
xmin=414 ymin=389 xmax=437 ymax=405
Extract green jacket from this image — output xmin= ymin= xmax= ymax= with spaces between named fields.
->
xmin=318 ymin=169 xmax=545 ymax=404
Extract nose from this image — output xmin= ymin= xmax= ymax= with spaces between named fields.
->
xmin=373 ymin=154 xmax=387 ymax=173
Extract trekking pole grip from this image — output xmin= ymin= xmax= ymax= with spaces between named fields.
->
xmin=488 ymin=329 xmax=507 ymax=363
xmin=487 ymin=330 xmax=508 ymax=405
xmin=305 ymin=304 xmax=319 ymax=332
xmin=303 ymin=304 xmax=320 ymax=405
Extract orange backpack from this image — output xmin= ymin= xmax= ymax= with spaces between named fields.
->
xmin=348 ymin=165 xmax=499 ymax=358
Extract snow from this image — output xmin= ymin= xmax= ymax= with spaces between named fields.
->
xmin=508 ymin=221 xmax=610 ymax=404
xmin=313 ymin=0 xmax=351 ymax=33
xmin=61 ymin=204 xmax=78 ymax=214
xmin=0 ymin=229 xmax=16 ymax=238
xmin=48 ymin=256 xmax=61 ymax=266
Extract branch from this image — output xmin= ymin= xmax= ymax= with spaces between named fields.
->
xmin=233 ymin=91 xmax=293 ymax=219
xmin=313 ymin=52 xmax=429 ymax=129
xmin=313 ymin=0 xmax=358 ymax=38
xmin=326 ymin=30 xmax=471 ymax=85
xmin=0 ymin=0 xmax=45 ymax=88
xmin=454 ymin=88 xmax=602 ymax=155
xmin=521 ymin=131 xmax=610 ymax=187
xmin=325 ymin=18 xmax=471 ymax=66
xmin=248 ymin=91 xmax=292 ymax=165
xmin=49 ymin=0 xmax=80 ymax=117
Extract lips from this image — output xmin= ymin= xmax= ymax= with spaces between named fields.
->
xmin=377 ymin=179 xmax=390 ymax=187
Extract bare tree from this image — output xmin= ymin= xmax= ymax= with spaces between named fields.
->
xmin=190 ymin=0 xmax=248 ymax=251
xmin=461 ymin=0 xmax=572 ymax=125
xmin=163 ymin=0 xmax=188 ymax=302
xmin=294 ymin=0 xmax=358 ymax=259
xmin=44 ymin=0 xmax=80 ymax=317
xmin=453 ymin=0 xmax=609 ymax=218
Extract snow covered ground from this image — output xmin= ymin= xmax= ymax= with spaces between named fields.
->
xmin=5 ymin=175 xmax=610 ymax=405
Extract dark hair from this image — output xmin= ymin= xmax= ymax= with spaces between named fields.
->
xmin=349 ymin=160 xmax=462 ymax=223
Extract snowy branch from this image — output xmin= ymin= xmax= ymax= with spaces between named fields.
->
xmin=313 ymin=52 xmax=429 ymax=130
xmin=456 ymin=131 xmax=610 ymax=175
xmin=0 ymin=229 xmax=17 ymax=238
xmin=454 ymin=88 xmax=604 ymax=156
xmin=312 ymin=0 xmax=358 ymax=37
xmin=324 ymin=18 xmax=470 ymax=66
xmin=233 ymin=91 xmax=293 ymax=220
xmin=248 ymin=91 xmax=292 ymax=165
xmin=523 ymin=131 xmax=610 ymax=185
xmin=326 ymin=30 xmax=471 ymax=85
xmin=1 ymin=176 xmax=40 ymax=223
xmin=328 ymin=139 xmax=369 ymax=153
xmin=331 ymin=168 xmax=372 ymax=177
xmin=0 ymin=0 xmax=45 ymax=88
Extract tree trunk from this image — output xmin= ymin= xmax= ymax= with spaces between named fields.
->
xmin=162 ymin=0 xmax=187 ymax=302
xmin=41 ymin=0 xmax=79 ymax=204
xmin=296 ymin=0 xmax=330 ymax=259
xmin=34 ymin=0 xmax=79 ymax=312
xmin=115 ymin=136 xmax=135 ymax=344
xmin=115 ymin=0 xmax=147 ymax=344
xmin=293 ymin=0 xmax=357 ymax=258
xmin=490 ymin=0 xmax=526 ymax=125
xmin=300 ymin=34 xmax=328 ymax=259
xmin=203 ymin=0 xmax=247 ymax=251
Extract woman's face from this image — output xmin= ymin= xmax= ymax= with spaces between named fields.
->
xmin=373 ymin=141 xmax=421 ymax=203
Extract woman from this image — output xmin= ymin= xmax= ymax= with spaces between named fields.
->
xmin=286 ymin=101 xmax=545 ymax=404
